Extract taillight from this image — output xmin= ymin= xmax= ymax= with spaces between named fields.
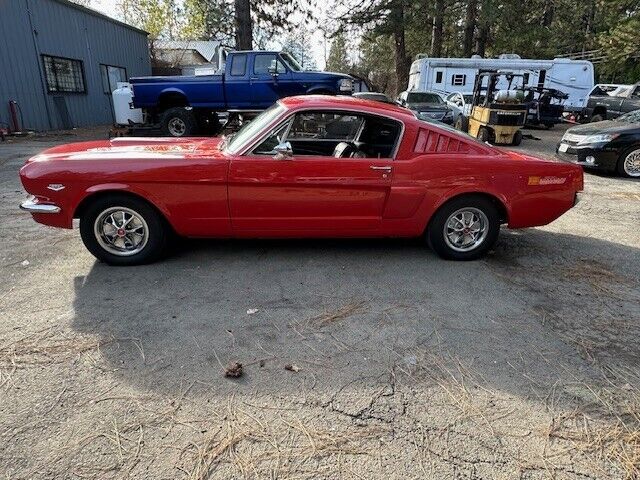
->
xmin=573 ymin=169 xmax=584 ymax=191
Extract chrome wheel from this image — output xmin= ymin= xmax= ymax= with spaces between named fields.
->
xmin=623 ymin=149 xmax=640 ymax=177
xmin=168 ymin=117 xmax=186 ymax=136
xmin=94 ymin=207 xmax=149 ymax=257
xmin=443 ymin=207 xmax=489 ymax=252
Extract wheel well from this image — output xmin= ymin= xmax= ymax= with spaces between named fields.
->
xmin=158 ymin=92 xmax=189 ymax=111
xmin=307 ymin=89 xmax=334 ymax=95
xmin=592 ymin=106 xmax=606 ymax=116
xmin=74 ymin=191 xmax=172 ymax=229
xmin=426 ymin=192 xmax=509 ymax=232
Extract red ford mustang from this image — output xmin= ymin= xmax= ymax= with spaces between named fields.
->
xmin=20 ymin=95 xmax=583 ymax=266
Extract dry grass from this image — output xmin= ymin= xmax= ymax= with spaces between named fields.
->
xmin=308 ymin=301 xmax=368 ymax=327
xmin=182 ymin=398 xmax=386 ymax=479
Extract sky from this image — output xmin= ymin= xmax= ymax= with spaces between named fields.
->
xmin=86 ymin=0 xmax=332 ymax=70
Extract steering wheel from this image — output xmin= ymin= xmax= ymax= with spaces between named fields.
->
xmin=333 ymin=142 xmax=357 ymax=158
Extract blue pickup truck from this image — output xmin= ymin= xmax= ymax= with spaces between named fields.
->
xmin=130 ymin=50 xmax=355 ymax=136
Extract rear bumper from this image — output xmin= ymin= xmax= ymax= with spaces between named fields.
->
xmin=20 ymin=197 xmax=61 ymax=214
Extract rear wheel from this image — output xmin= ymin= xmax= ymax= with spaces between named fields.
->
xmin=161 ymin=107 xmax=198 ymax=137
xmin=617 ymin=148 xmax=640 ymax=178
xmin=79 ymin=195 xmax=169 ymax=266
xmin=591 ymin=113 xmax=604 ymax=123
xmin=427 ymin=195 xmax=500 ymax=261
xmin=512 ymin=130 xmax=523 ymax=146
xmin=477 ymin=127 xmax=490 ymax=143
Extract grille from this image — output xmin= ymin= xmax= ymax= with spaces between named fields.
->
xmin=561 ymin=132 xmax=588 ymax=145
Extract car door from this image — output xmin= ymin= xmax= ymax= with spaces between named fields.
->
xmin=250 ymin=54 xmax=291 ymax=108
xmin=228 ymin=110 xmax=397 ymax=235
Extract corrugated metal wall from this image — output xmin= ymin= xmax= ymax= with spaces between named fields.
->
xmin=0 ymin=0 xmax=151 ymax=131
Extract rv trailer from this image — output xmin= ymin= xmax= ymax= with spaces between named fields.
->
xmin=408 ymin=54 xmax=594 ymax=113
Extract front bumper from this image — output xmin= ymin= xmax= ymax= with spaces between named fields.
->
xmin=555 ymin=143 xmax=619 ymax=172
xmin=20 ymin=197 xmax=61 ymax=214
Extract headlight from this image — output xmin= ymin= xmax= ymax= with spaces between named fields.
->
xmin=338 ymin=79 xmax=353 ymax=92
xmin=577 ymin=133 xmax=619 ymax=145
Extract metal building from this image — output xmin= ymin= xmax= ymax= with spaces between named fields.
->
xmin=0 ymin=0 xmax=151 ymax=132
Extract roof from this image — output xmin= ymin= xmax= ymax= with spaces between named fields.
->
xmin=50 ymin=0 xmax=148 ymax=35
xmin=154 ymin=41 xmax=222 ymax=63
xmin=279 ymin=95 xmax=417 ymax=121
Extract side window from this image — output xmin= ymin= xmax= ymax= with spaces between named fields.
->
xmin=254 ymin=54 xmax=286 ymax=74
xmin=288 ymin=112 xmax=364 ymax=141
xmin=435 ymin=71 xmax=443 ymax=84
xmin=253 ymin=120 xmax=292 ymax=155
xmin=451 ymin=74 xmax=466 ymax=86
xmin=230 ymin=54 xmax=247 ymax=76
xmin=631 ymin=86 xmax=640 ymax=98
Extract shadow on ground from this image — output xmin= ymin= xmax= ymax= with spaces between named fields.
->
xmin=70 ymin=229 xmax=640 ymax=404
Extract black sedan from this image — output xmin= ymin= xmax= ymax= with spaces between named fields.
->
xmin=556 ymin=110 xmax=640 ymax=178
xmin=397 ymin=91 xmax=455 ymax=125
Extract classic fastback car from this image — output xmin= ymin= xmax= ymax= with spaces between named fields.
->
xmin=20 ymin=96 xmax=583 ymax=266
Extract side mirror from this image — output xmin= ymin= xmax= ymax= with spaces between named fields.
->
xmin=273 ymin=142 xmax=293 ymax=160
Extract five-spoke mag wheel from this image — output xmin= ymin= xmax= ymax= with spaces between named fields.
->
xmin=428 ymin=195 xmax=500 ymax=260
xmin=80 ymin=195 xmax=169 ymax=266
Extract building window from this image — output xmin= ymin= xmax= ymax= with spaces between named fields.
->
xmin=451 ymin=74 xmax=466 ymax=86
xmin=100 ymin=64 xmax=127 ymax=94
xmin=42 ymin=55 xmax=86 ymax=93
xmin=435 ymin=71 xmax=443 ymax=84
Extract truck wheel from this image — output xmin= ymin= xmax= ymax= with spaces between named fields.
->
xmin=591 ymin=114 xmax=604 ymax=123
xmin=161 ymin=107 xmax=198 ymax=137
xmin=512 ymin=130 xmax=523 ymax=146
xmin=455 ymin=115 xmax=468 ymax=132
xmin=477 ymin=127 xmax=490 ymax=143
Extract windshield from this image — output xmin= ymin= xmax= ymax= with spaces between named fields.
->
xmin=408 ymin=92 xmax=443 ymax=104
xmin=281 ymin=52 xmax=303 ymax=72
xmin=616 ymin=110 xmax=640 ymax=123
xmin=224 ymin=104 xmax=286 ymax=154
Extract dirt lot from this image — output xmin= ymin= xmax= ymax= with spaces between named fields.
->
xmin=1 ymin=125 xmax=639 ymax=479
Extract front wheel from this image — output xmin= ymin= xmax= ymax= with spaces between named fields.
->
xmin=80 ymin=195 xmax=169 ymax=266
xmin=477 ymin=127 xmax=491 ymax=143
xmin=512 ymin=130 xmax=523 ymax=146
xmin=617 ymin=148 xmax=640 ymax=178
xmin=427 ymin=195 xmax=500 ymax=261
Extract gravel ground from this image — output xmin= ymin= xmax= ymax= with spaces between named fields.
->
xmin=0 ymin=125 xmax=639 ymax=479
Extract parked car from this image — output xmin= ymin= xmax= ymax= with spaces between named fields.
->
xmin=353 ymin=92 xmax=395 ymax=104
xmin=556 ymin=109 xmax=640 ymax=178
xmin=20 ymin=95 xmax=583 ymax=266
xmin=444 ymin=92 xmax=474 ymax=121
xmin=397 ymin=91 xmax=456 ymax=124
xmin=582 ymin=82 xmax=640 ymax=122
xmin=130 ymin=50 xmax=355 ymax=137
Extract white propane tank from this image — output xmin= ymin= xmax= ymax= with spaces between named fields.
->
xmin=112 ymin=82 xmax=143 ymax=125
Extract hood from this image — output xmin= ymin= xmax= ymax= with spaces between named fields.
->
xmin=27 ymin=137 xmax=223 ymax=163
xmin=408 ymin=103 xmax=450 ymax=112
xmin=567 ymin=119 xmax=639 ymax=135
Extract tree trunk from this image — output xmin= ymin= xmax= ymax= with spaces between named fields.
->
xmin=234 ymin=0 xmax=252 ymax=49
xmin=391 ymin=1 xmax=410 ymax=93
xmin=475 ymin=23 xmax=489 ymax=57
xmin=463 ymin=0 xmax=477 ymax=57
xmin=430 ymin=0 xmax=444 ymax=57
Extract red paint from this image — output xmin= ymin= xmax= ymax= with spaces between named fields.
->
xmin=20 ymin=95 xmax=582 ymax=240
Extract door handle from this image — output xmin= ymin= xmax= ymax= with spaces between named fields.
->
xmin=370 ymin=165 xmax=392 ymax=172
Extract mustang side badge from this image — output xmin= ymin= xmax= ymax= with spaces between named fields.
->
xmin=47 ymin=184 xmax=66 ymax=191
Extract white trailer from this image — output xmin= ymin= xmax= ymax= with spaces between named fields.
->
xmin=408 ymin=54 xmax=594 ymax=112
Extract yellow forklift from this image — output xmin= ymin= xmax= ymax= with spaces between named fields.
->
xmin=458 ymin=70 xmax=527 ymax=146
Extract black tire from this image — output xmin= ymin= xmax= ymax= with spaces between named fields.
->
xmin=616 ymin=147 xmax=640 ymax=178
xmin=79 ymin=194 xmax=169 ymax=266
xmin=512 ymin=130 xmax=523 ymax=146
xmin=161 ymin=107 xmax=198 ymax=137
xmin=455 ymin=115 xmax=469 ymax=132
xmin=591 ymin=113 xmax=604 ymax=123
xmin=427 ymin=195 xmax=500 ymax=261
xmin=477 ymin=127 xmax=490 ymax=143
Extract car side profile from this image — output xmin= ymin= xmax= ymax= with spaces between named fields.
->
xmin=20 ymin=95 xmax=583 ymax=266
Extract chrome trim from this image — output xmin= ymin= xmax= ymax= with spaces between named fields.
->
xmin=239 ymin=106 xmax=407 ymax=160
xmin=370 ymin=165 xmax=392 ymax=171
xmin=20 ymin=198 xmax=61 ymax=214
xmin=47 ymin=183 xmax=66 ymax=192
